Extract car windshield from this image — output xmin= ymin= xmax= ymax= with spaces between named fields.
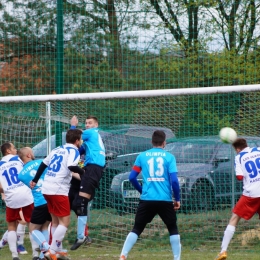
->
xmin=165 ymin=141 xmax=215 ymax=163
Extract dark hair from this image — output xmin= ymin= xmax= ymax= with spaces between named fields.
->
xmin=86 ymin=115 xmax=98 ymax=123
xmin=66 ymin=129 xmax=82 ymax=143
xmin=232 ymin=138 xmax=247 ymax=150
xmin=1 ymin=142 xmax=12 ymax=156
xmin=152 ymin=130 xmax=166 ymax=146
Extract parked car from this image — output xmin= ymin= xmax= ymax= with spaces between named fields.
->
xmin=32 ymin=124 xmax=175 ymax=209
xmin=109 ymin=136 xmax=260 ymax=214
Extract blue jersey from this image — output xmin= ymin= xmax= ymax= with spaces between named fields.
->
xmin=82 ymin=128 xmax=106 ymax=167
xmin=134 ymin=148 xmax=177 ymax=201
xmin=18 ymin=159 xmax=47 ymax=207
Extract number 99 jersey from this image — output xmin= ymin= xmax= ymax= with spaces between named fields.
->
xmin=0 ymin=155 xmax=34 ymax=208
xmin=42 ymin=143 xmax=80 ymax=195
xmin=235 ymin=146 xmax=260 ymax=197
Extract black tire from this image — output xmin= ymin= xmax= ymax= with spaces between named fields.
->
xmin=191 ymin=181 xmax=215 ymax=212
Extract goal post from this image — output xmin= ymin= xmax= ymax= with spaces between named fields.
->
xmin=1 ymin=86 xmax=260 ymax=252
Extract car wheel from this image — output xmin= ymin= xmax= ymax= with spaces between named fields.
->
xmin=191 ymin=181 xmax=215 ymax=212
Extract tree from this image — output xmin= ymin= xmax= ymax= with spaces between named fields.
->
xmin=206 ymin=0 xmax=260 ymax=56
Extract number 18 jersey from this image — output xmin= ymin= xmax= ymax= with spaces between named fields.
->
xmin=42 ymin=143 xmax=80 ymax=195
xmin=0 ymin=155 xmax=34 ymax=208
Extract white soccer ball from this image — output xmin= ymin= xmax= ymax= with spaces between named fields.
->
xmin=219 ymin=127 xmax=237 ymax=144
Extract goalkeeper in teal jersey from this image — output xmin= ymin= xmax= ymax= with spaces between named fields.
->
xmin=18 ymin=147 xmax=51 ymax=260
xmin=119 ymin=130 xmax=181 ymax=260
xmin=70 ymin=115 xmax=105 ymax=250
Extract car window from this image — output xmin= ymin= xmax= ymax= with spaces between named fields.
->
xmin=215 ymin=144 xmax=233 ymax=159
xmin=165 ymin=141 xmax=215 ymax=163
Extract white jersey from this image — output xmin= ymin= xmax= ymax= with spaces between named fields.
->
xmin=42 ymin=143 xmax=80 ymax=195
xmin=0 ymin=155 xmax=34 ymax=208
xmin=235 ymin=147 xmax=260 ymax=197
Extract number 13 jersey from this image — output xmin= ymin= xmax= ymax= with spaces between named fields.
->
xmin=0 ymin=155 xmax=34 ymax=208
xmin=42 ymin=143 xmax=80 ymax=195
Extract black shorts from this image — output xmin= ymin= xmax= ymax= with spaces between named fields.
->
xmin=30 ymin=204 xmax=52 ymax=225
xmin=80 ymin=164 xmax=104 ymax=197
xmin=135 ymin=200 xmax=177 ymax=226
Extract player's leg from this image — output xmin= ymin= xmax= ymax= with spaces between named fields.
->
xmin=70 ymin=165 xmax=101 ymax=250
xmin=119 ymin=201 xmax=154 ymax=260
xmin=29 ymin=204 xmax=52 ymax=254
xmin=44 ymin=195 xmax=70 ymax=260
xmin=6 ymin=206 xmax=20 ymax=259
xmin=215 ymin=195 xmax=259 ymax=260
xmin=8 ymin=221 xmax=19 ymax=260
xmin=158 ymin=201 xmax=181 ymax=260
xmin=20 ymin=204 xmax=40 ymax=258
xmin=16 ymin=221 xmax=28 ymax=254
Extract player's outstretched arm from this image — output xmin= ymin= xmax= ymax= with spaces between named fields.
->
xmin=68 ymin=165 xmax=85 ymax=175
xmin=31 ymin=162 xmax=48 ymax=184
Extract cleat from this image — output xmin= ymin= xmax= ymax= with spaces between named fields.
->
xmin=57 ymin=251 xmax=70 ymax=260
xmin=44 ymin=250 xmax=57 ymax=260
xmin=17 ymin=244 xmax=28 ymax=254
xmin=32 ymin=257 xmax=41 ymax=260
xmin=215 ymin=251 xmax=227 ymax=260
xmin=12 ymin=258 xmax=20 ymax=260
xmin=70 ymin=236 xmax=88 ymax=250
xmin=85 ymin=236 xmax=92 ymax=245
xmin=0 ymin=239 xmax=8 ymax=248
xmin=119 ymin=255 xmax=126 ymax=260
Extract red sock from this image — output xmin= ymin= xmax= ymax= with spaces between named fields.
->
xmin=84 ymin=225 xmax=88 ymax=236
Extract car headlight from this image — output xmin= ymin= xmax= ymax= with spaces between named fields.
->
xmin=178 ymin=176 xmax=186 ymax=186
xmin=111 ymin=178 xmax=121 ymax=187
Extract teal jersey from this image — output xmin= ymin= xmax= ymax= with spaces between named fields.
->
xmin=82 ymin=128 xmax=106 ymax=167
xmin=134 ymin=148 xmax=177 ymax=201
xmin=18 ymin=159 xmax=47 ymax=207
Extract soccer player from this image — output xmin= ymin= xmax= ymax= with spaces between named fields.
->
xmin=215 ymin=138 xmax=260 ymax=260
xmin=69 ymin=171 xmax=92 ymax=247
xmin=69 ymin=115 xmax=105 ymax=250
xmin=30 ymin=129 xmax=84 ymax=260
xmin=0 ymin=142 xmax=34 ymax=260
xmin=119 ymin=130 xmax=181 ymax=260
xmin=18 ymin=147 xmax=52 ymax=260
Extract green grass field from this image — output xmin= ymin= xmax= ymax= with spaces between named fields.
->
xmin=1 ymin=244 xmax=260 ymax=260
xmin=1 ymin=206 xmax=260 ymax=259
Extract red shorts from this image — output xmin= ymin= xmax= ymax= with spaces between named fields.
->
xmin=233 ymin=195 xmax=260 ymax=220
xmin=44 ymin=194 xmax=70 ymax=217
xmin=6 ymin=203 xmax=34 ymax=223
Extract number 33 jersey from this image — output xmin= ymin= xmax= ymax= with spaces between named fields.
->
xmin=42 ymin=143 xmax=80 ymax=195
xmin=0 ymin=155 xmax=34 ymax=208
xmin=235 ymin=146 xmax=260 ymax=197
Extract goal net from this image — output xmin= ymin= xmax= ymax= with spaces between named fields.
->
xmin=1 ymin=87 xmax=260 ymax=253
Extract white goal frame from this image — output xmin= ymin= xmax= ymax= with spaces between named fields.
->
xmin=1 ymin=84 xmax=260 ymax=103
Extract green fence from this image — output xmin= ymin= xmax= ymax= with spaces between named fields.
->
xmin=1 ymin=0 xmax=260 ymax=256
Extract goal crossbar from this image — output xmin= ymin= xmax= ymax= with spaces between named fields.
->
xmin=1 ymin=84 xmax=260 ymax=103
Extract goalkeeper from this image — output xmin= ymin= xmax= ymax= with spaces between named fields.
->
xmin=70 ymin=115 xmax=105 ymax=250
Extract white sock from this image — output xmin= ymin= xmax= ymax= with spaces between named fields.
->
xmin=17 ymin=223 xmax=26 ymax=245
xmin=0 ymin=230 xmax=8 ymax=248
xmin=29 ymin=232 xmax=40 ymax=257
xmin=50 ymin=225 xmax=67 ymax=253
xmin=8 ymin=231 xmax=18 ymax=257
xmin=221 ymin=225 xmax=235 ymax=252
